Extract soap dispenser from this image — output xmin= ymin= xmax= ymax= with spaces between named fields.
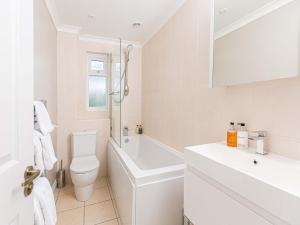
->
xmin=237 ymin=123 xmax=249 ymax=149
xmin=227 ymin=122 xmax=237 ymax=147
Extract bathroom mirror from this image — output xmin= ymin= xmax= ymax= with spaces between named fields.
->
xmin=212 ymin=0 xmax=300 ymax=87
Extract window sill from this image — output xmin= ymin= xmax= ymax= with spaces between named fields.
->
xmin=87 ymin=107 xmax=108 ymax=112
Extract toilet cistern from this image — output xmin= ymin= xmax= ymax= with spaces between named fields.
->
xmin=70 ymin=131 xmax=100 ymax=201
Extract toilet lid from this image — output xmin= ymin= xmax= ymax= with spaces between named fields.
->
xmin=70 ymin=156 xmax=100 ymax=173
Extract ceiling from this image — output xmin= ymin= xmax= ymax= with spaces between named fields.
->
xmin=214 ymin=0 xmax=275 ymax=32
xmin=51 ymin=0 xmax=186 ymax=45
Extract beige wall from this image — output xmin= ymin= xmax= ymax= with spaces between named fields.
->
xmin=34 ymin=0 xmax=57 ymax=185
xmin=57 ymin=32 xmax=142 ymax=183
xmin=214 ymin=1 xmax=300 ymax=86
xmin=142 ymin=0 xmax=300 ymax=160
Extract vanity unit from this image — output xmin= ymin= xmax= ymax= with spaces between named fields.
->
xmin=184 ymin=143 xmax=300 ymax=225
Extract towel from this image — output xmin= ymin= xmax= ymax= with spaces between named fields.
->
xmin=35 ymin=130 xmax=57 ymax=170
xmin=33 ymin=177 xmax=57 ymax=225
xmin=34 ymin=101 xmax=54 ymax=135
xmin=34 ymin=196 xmax=45 ymax=225
xmin=33 ymin=130 xmax=45 ymax=173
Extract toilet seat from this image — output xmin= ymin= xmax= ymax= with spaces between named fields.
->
xmin=70 ymin=156 xmax=99 ymax=174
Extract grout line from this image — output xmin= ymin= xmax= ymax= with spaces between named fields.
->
xmin=84 ymin=199 xmax=118 ymax=221
xmin=111 ymin=201 xmax=118 ymax=218
xmin=107 ymin=182 xmax=113 ymax=199
xmin=85 ymin=199 xmax=112 ymax=207
xmin=94 ymin=218 xmax=118 ymax=225
xmin=56 ymin=205 xmax=85 ymax=214
xmin=110 ymin=197 xmax=119 ymax=218
xmin=57 ymin=178 xmax=116 ymax=225
xmin=106 ymin=180 xmax=119 ymax=217
xmin=108 ymin=187 xmax=112 ymax=200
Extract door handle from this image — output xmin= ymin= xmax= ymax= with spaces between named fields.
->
xmin=21 ymin=166 xmax=41 ymax=197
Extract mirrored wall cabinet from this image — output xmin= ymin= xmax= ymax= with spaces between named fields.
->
xmin=211 ymin=0 xmax=300 ymax=87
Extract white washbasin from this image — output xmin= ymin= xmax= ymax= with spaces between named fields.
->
xmin=185 ymin=143 xmax=300 ymax=225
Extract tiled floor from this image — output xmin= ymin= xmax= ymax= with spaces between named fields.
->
xmin=55 ymin=177 xmax=120 ymax=225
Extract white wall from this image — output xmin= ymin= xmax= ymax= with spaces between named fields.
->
xmin=34 ymin=0 xmax=57 ymax=185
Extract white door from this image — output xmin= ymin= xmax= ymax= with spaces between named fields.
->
xmin=0 ymin=0 xmax=35 ymax=224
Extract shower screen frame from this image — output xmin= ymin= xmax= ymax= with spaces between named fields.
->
xmin=109 ymin=39 xmax=123 ymax=147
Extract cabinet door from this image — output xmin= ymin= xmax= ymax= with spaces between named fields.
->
xmin=184 ymin=170 xmax=272 ymax=225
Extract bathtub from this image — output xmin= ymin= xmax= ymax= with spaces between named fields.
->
xmin=108 ymin=135 xmax=185 ymax=225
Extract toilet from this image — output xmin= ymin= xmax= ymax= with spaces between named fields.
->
xmin=70 ymin=131 xmax=100 ymax=201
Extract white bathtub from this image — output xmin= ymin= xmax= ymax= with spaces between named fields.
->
xmin=108 ymin=135 xmax=185 ymax=225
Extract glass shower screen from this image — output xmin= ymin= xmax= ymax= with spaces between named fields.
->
xmin=109 ymin=39 xmax=122 ymax=146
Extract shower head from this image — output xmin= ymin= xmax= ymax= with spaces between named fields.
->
xmin=127 ymin=44 xmax=134 ymax=53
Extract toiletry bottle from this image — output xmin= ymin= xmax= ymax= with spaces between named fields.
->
xmin=227 ymin=122 xmax=237 ymax=147
xmin=237 ymin=123 xmax=241 ymax=131
xmin=138 ymin=125 xmax=143 ymax=134
xmin=237 ymin=123 xmax=249 ymax=149
xmin=135 ymin=125 xmax=139 ymax=134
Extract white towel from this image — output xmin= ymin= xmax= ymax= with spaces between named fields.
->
xmin=35 ymin=131 xmax=57 ymax=170
xmin=34 ymin=196 xmax=45 ymax=225
xmin=33 ymin=131 xmax=45 ymax=173
xmin=34 ymin=101 xmax=54 ymax=135
xmin=33 ymin=177 xmax=57 ymax=225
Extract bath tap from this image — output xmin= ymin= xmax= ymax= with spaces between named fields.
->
xmin=123 ymin=126 xmax=129 ymax=136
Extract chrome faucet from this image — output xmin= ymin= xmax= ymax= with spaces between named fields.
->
xmin=249 ymin=131 xmax=267 ymax=155
xmin=123 ymin=126 xmax=129 ymax=136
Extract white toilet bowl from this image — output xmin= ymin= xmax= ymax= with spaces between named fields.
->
xmin=70 ymin=156 xmax=100 ymax=201
xmin=70 ymin=131 xmax=100 ymax=201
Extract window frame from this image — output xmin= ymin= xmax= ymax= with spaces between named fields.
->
xmin=86 ymin=52 xmax=109 ymax=112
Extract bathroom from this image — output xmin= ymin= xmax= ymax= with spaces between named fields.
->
xmin=0 ymin=0 xmax=300 ymax=225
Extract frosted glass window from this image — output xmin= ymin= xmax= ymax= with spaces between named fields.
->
xmin=91 ymin=60 xmax=104 ymax=71
xmin=88 ymin=75 xmax=107 ymax=109
xmin=115 ymin=62 xmax=121 ymax=72
xmin=87 ymin=53 xmax=108 ymax=111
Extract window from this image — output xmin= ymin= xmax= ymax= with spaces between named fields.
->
xmin=90 ymin=60 xmax=104 ymax=71
xmin=88 ymin=76 xmax=107 ymax=108
xmin=115 ymin=62 xmax=121 ymax=73
xmin=87 ymin=53 xmax=108 ymax=111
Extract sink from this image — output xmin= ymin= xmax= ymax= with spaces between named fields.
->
xmin=185 ymin=143 xmax=300 ymax=225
